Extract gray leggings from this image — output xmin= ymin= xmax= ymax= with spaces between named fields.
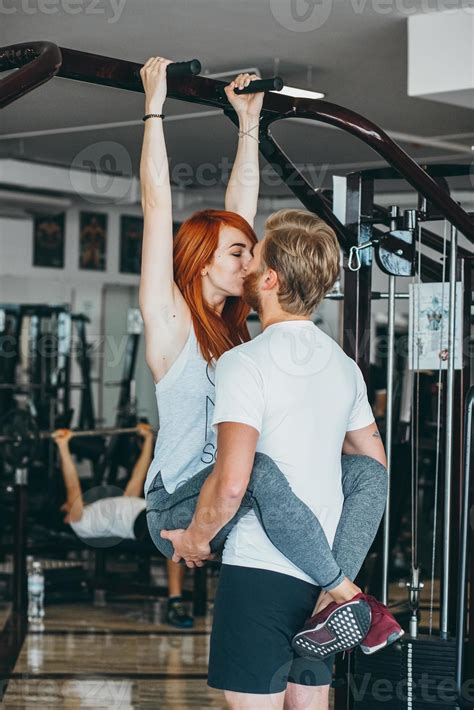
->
xmin=146 ymin=453 xmax=387 ymax=591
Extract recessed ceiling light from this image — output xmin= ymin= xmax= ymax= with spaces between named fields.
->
xmin=276 ymin=86 xmax=326 ymax=100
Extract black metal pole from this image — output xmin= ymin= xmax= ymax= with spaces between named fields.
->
xmin=455 ymin=386 xmax=474 ymax=700
xmin=13 ymin=469 xmax=28 ymax=614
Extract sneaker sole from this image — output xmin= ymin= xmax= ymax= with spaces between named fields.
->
xmin=292 ymin=600 xmax=372 ymax=660
xmin=360 ymin=628 xmax=405 ymax=655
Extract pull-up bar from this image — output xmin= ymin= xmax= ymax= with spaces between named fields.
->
xmin=1 ymin=41 xmax=473 ymax=245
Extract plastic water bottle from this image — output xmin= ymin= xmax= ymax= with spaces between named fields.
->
xmin=27 ymin=560 xmax=45 ymax=623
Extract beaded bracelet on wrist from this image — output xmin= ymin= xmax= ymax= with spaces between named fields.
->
xmin=142 ymin=113 xmax=165 ymax=121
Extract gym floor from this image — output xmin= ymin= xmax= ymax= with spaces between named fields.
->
xmin=0 ymin=570 xmax=441 ymax=709
xmin=2 ymin=602 xmax=218 ymax=709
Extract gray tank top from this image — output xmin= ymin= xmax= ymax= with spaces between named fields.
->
xmin=144 ymin=324 xmax=217 ymax=495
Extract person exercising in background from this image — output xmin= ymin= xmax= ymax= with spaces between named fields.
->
xmin=52 ymin=423 xmax=193 ymax=629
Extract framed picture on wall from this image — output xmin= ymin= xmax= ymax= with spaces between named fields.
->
xmin=119 ymin=215 xmax=143 ymax=274
xmin=33 ymin=213 xmax=65 ymax=268
xmin=79 ymin=211 xmax=107 ymax=271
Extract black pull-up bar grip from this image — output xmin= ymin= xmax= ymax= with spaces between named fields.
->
xmin=234 ymin=77 xmax=284 ymax=94
xmin=134 ymin=59 xmax=201 ymax=80
xmin=167 ymin=59 xmax=202 ymax=77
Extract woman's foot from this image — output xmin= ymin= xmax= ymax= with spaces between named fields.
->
xmin=293 ymin=591 xmax=405 ymax=660
xmin=292 ymin=595 xmax=372 ymax=660
xmin=165 ymin=596 xmax=194 ymax=629
xmin=357 ymin=595 xmax=404 ymax=654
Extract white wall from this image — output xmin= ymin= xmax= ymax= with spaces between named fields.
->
xmin=0 ymin=206 xmax=137 ymax=425
xmin=408 ymin=9 xmax=474 ymax=109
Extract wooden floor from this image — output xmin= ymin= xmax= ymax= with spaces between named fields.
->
xmin=1 ymin=600 xmax=336 ymax=710
xmin=0 ymin=574 xmax=441 ymax=709
xmin=2 ymin=600 xmax=222 ymax=709
xmin=0 ymin=597 xmax=338 ymax=709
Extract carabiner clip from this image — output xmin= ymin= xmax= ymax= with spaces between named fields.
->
xmin=348 ymin=246 xmax=361 ymax=272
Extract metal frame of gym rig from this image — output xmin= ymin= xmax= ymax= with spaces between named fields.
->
xmin=1 ymin=41 xmax=473 ymax=710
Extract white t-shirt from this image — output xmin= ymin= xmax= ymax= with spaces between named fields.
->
xmin=211 ymin=320 xmax=374 ymax=585
xmin=70 ymin=496 xmax=146 ymax=541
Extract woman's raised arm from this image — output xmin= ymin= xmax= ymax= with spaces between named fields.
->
xmin=224 ymin=74 xmax=264 ymax=228
xmin=139 ymin=57 xmax=190 ymax=381
xmin=139 ymin=57 xmax=174 ymax=318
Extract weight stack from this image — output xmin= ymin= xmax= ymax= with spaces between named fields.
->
xmin=351 ymin=635 xmax=460 ymax=709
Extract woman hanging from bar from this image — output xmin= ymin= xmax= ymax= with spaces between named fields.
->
xmin=139 ymin=56 xmax=402 ymax=660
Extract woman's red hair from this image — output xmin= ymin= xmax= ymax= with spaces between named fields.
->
xmin=173 ymin=210 xmax=258 ymax=364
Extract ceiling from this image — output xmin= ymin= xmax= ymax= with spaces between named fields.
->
xmin=1 ymin=0 xmax=473 ymax=197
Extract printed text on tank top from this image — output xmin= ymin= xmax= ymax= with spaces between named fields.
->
xmin=201 ymin=360 xmax=217 ymax=466
xmin=145 ymin=324 xmax=218 ymax=495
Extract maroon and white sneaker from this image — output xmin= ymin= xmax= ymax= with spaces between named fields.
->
xmin=358 ymin=595 xmax=405 ymax=655
xmin=292 ymin=596 xmax=372 ymax=660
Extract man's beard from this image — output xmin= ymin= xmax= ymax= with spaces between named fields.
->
xmin=242 ymin=271 xmax=262 ymax=314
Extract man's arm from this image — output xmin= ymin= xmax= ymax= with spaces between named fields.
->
xmin=52 ymin=430 xmax=84 ymax=523
xmin=160 ymin=422 xmax=259 ymax=564
xmin=123 ymin=423 xmax=155 ymax=497
xmin=188 ymin=422 xmax=259 ymax=541
xmin=342 ymin=422 xmax=387 ymax=467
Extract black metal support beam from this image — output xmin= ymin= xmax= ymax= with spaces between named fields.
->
xmin=13 ymin=471 xmax=28 ymax=614
xmin=451 ymin=257 xmax=473 ymax=638
xmin=254 ymin=112 xmax=354 ymax=251
xmin=342 ymin=175 xmax=374 ymax=380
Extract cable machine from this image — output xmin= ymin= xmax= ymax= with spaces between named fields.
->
xmin=1 ymin=41 xmax=473 ymax=709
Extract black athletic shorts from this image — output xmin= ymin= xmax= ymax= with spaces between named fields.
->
xmin=133 ymin=509 xmax=153 ymax=546
xmin=208 ymin=565 xmax=334 ymax=694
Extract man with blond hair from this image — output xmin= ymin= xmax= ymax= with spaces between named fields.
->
xmin=163 ymin=209 xmax=401 ymax=710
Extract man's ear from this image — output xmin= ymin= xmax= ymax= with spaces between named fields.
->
xmin=263 ymin=269 xmax=278 ymax=290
